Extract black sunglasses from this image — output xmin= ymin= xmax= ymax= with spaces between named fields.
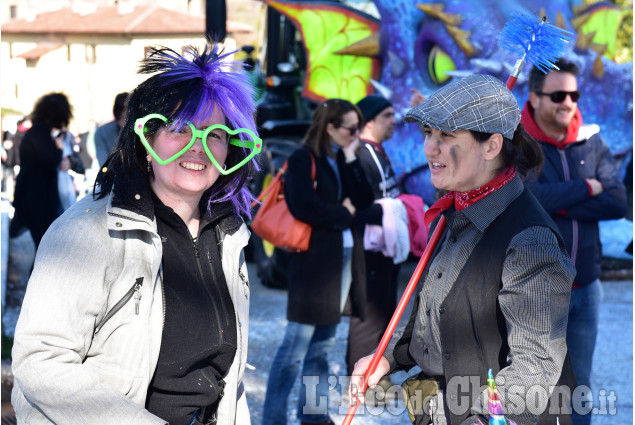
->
xmin=536 ymin=90 xmax=581 ymax=103
xmin=339 ymin=125 xmax=361 ymax=136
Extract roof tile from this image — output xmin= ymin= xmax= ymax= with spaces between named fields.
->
xmin=16 ymin=41 xmax=64 ymax=59
xmin=2 ymin=6 xmax=253 ymax=35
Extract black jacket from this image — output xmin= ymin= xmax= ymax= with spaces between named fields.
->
xmin=13 ymin=122 xmax=64 ymax=246
xmin=353 ymin=140 xmax=402 ymax=226
xmin=357 ymin=140 xmax=401 ymax=200
xmin=284 ymin=146 xmax=374 ymax=325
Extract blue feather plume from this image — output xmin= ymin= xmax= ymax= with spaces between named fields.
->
xmin=497 ymin=12 xmax=572 ymax=73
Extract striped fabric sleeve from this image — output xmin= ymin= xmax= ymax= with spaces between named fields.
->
xmin=471 ymin=225 xmax=575 ymax=423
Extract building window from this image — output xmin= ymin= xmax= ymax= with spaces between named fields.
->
xmin=9 ymin=42 xmax=13 ymax=58
xmin=67 ymin=44 xmax=71 ymax=61
xmin=10 ymin=5 xmax=17 ymax=19
xmin=181 ymin=45 xmax=203 ymax=57
xmin=85 ymin=44 xmax=96 ymax=64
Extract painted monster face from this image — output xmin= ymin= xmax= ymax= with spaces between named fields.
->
xmin=264 ymin=0 xmax=632 ymax=205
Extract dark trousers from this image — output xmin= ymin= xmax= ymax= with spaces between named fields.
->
xmin=346 ymin=250 xmax=400 ymax=374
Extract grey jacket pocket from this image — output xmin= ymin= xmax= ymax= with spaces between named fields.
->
xmin=95 ymin=277 xmax=144 ymax=335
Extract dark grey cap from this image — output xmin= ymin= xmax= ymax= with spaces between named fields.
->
xmin=404 ymin=74 xmax=520 ymax=140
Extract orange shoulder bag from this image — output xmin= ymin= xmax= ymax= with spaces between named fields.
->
xmin=251 ymin=151 xmax=316 ymax=252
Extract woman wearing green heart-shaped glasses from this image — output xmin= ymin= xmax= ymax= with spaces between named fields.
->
xmin=12 ymin=44 xmax=260 ymax=425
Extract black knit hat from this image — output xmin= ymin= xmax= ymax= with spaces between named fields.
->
xmin=356 ymin=95 xmax=393 ymax=123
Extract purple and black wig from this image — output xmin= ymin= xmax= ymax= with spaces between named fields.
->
xmin=95 ymin=43 xmax=259 ymax=217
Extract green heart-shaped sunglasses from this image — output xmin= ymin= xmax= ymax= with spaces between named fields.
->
xmin=134 ymin=113 xmax=262 ymax=175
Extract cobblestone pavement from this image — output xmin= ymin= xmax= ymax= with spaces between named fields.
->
xmin=244 ymin=262 xmax=633 ymax=425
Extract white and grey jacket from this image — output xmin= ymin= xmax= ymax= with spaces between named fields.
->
xmin=11 ymin=190 xmax=251 ymax=425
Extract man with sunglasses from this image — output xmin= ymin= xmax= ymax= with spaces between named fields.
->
xmin=522 ymin=57 xmax=627 ymax=425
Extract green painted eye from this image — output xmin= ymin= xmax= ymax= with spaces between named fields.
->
xmin=428 ymin=45 xmax=456 ymax=85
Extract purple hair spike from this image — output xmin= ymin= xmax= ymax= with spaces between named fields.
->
xmin=143 ymin=43 xmax=260 ymax=217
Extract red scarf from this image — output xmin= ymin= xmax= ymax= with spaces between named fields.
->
xmin=424 ymin=166 xmax=517 ymax=226
xmin=520 ymin=101 xmax=583 ymax=148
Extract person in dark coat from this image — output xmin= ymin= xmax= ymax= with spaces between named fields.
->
xmin=12 ymin=93 xmax=75 ymax=248
xmin=262 ymin=99 xmax=374 ymax=425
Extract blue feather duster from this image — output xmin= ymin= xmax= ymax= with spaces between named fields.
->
xmin=497 ymin=12 xmax=572 ymax=89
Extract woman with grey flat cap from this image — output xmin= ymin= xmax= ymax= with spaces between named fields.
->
xmin=350 ymin=74 xmax=576 ymax=425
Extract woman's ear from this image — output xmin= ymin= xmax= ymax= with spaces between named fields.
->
xmin=483 ymin=133 xmax=504 ymax=160
xmin=326 ymin=122 xmax=336 ymax=138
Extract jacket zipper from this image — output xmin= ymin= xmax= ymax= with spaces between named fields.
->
xmin=160 ymin=268 xmax=166 ymax=329
xmin=192 ymin=236 xmax=206 ymax=279
xmin=95 ymin=277 xmax=144 ymax=334
xmin=558 ymin=149 xmax=578 ymax=264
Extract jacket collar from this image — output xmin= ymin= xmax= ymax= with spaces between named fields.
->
xmin=110 ymin=167 xmax=155 ymax=220
xmin=361 ymin=138 xmax=388 ymax=158
xmin=448 ymin=174 xmax=524 ymax=233
xmin=106 ymin=167 xmax=243 ymax=236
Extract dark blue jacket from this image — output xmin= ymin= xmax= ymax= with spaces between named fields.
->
xmin=526 ymin=127 xmax=627 ymax=286
xmin=284 ymin=146 xmax=374 ymax=325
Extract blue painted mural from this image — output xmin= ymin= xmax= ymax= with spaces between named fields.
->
xmin=266 ymin=0 xmax=632 ymax=205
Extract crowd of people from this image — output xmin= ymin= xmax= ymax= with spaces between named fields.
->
xmin=1 ymin=41 xmax=629 ymax=425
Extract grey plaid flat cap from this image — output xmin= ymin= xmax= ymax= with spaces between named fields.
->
xmin=404 ymin=74 xmax=521 ymax=140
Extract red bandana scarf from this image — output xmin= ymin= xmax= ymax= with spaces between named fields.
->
xmin=424 ymin=166 xmax=517 ymax=226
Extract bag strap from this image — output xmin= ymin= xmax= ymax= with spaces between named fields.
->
xmin=251 ymin=149 xmax=316 ymax=207
xmin=365 ymin=143 xmax=386 ymax=198
xmin=251 ymin=166 xmax=284 ymax=207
